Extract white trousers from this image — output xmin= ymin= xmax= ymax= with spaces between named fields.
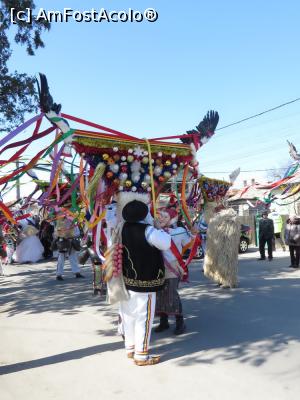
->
xmin=120 ymin=291 xmax=156 ymax=360
xmin=56 ymin=249 xmax=80 ymax=276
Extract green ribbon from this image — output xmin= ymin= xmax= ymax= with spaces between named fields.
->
xmin=43 ymin=129 xmax=75 ymax=158
xmin=174 ymin=167 xmax=191 ymax=227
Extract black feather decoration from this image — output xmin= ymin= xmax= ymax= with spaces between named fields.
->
xmin=37 ymin=73 xmax=62 ymax=114
xmin=181 ymin=110 xmax=219 ymax=146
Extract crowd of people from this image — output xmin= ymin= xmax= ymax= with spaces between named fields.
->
xmin=0 ymin=203 xmax=299 ymax=365
xmin=258 ymin=210 xmax=300 ymax=268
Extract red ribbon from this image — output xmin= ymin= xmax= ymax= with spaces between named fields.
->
xmin=0 ymin=147 xmax=48 ymax=185
xmin=170 ymin=235 xmax=201 ymax=282
xmin=61 ymin=113 xmax=137 ymax=140
xmin=0 ymin=125 xmax=54 ymax=157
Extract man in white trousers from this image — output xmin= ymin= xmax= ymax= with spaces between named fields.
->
xmin=120 ymin=200 xmax=171 ymax=366
xmin=55 ymin=216 xmax=84 ymax=281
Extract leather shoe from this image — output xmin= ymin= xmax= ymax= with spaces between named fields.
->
xmin=56 ymin=275 xmax=64 ymax=281
xmin=134 ymin=356 xmax=161 ymax=366
xmin=75 ymin=273 xmax=85 ymax=278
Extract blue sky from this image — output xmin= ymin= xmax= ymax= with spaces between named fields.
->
xmin=5 ymin=0 xmax=300 ymax=193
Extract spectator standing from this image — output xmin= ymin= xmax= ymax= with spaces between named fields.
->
xmin=258 ymin=211 xmax=274 ymax=261
xmin=284 ymin=214 xmax=300 ymax=268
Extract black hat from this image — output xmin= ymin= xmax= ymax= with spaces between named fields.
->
xmin=262 ymin=211 xmax=268 ymax=216
xmin=122 ymin=200 xmax=148 ymax=223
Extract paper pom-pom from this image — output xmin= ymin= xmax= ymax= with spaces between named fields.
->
xmin=165 ymin=160 xmax=171 ymax=166
xmin=125 ymin=180 xmax=132 ymax=188
xmin=121 ymin=156 xmax=127 ymax=161
xmin=131 ymin=186 xmax=137 ymax=192
xmin=121 ymin=165 xmax=128 ymax=172
xmin=102 ymin=153 xmax=109 ymax=160
xmin=144 ymin=151 xmax=148 ymax=156
xmin=144 ymin=174 xmax=151 ymax=182
xmin=113 ymin=154 xmax=120 ymax=161
xmin=131 ymin=160 xmax=141 ymax=172
xmin=147 ymin=187 xmax=152 ymax=192
xmin=110 ymin=164 xmax=119 ymax=173
xmin=172 ymin=164 xmax=178 ymax=169
xmin=127 ymin=155 xmax=134 ymax=163
xmin=106 ymin=171 xmax=113 ymax=179
xmin=171 ymin=153 xmax=176 ymax=158
xmin=154 ymin=166 xmax=162 ymax=176
xmin=132 ymin=173 xmax=140 ymax=183
xmin=158 ymin=176 xmax=165 ymax=182
xmin=119 ymin=173 xmax=128 ymax=181
xmin=158 ymin=151 xmax=162 ymax=157
xmin=141 ymin=181 xmax=148 ymax=189
xmin=128 ymin=148 xmax=133 ymax=154
xmin=163 ymin=171 xmax=171 ymax=179
xmin=142 ymin=157 xmax=149 ymax=164
xmin=113 ymin=147 xmax=119 ymax=152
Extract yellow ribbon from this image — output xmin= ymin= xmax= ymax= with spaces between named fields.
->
xmin=88 ymin=210 xmax=106 ymax=229
xmin=145 ymin=138 xmax=157 ymax=218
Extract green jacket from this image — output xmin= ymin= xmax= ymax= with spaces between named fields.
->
xmin=269 ymin=212 xmax=283 ymax=234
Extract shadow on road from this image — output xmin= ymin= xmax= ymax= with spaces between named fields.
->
xmin=0 ymin=341 xmax=123 ymax=376
xmin=1 ymin=253 xmax=300 ymax=370
xmin=154 ymin=254 xmax=300 ymax=367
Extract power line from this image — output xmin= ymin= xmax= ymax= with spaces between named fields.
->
xmin=201 ymin=167 xmax=289 ymax=174
xmin=217 ymin=97 xmax=300 ymax=131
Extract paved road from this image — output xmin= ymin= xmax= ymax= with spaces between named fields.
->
xmin=1 ymin=249 xmax=300 ymax=400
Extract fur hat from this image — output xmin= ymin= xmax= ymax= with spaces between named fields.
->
xmin=122 ymin=200 xmax=149 ymax=223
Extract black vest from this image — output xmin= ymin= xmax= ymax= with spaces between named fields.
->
xmin=122 ymin=222 xmax=165 ymax=292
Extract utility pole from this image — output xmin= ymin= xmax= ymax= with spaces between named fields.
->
xmin=16 ymin=161 xmax=21 ymax=201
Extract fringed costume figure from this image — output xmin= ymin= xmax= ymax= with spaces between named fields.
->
xmin=203 ymin=208 xmax=240 ymax=288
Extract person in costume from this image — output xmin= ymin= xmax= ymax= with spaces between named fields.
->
xmin=39 ymin=219 xmax=54 ymax=259
xmin=55 ymin=215 xmax=84 ymax=281
xmin=15 ymin=225 xmax=44 ymax=264
xmin=198 ymin=215 xmax=208 ymax=256
xmin=119 ymin=200 xmax=171 ymax=366
xmin=284 ymin=214 xmax=300 ymax=268
xmin=203 ymin=207 xmax=240 ymax=288
xmin=269 ymin=209 xmax=286 ymax=251
xmin=155 ymin=208 xmax=192 ymax=335
xmin=0 ymin=226 xmax=6 ymax=276
xmin=2 ymin=222 xmax=18 ymax=264
xmin=258 ymin=211 xmax=274 ymax=261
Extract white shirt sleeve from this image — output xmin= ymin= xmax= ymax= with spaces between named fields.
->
xmin=145 ymin=226 xmax=171 ymax=251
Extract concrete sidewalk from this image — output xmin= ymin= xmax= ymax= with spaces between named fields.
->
xmin=1 ymin=249 xmax=300 ymax=400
